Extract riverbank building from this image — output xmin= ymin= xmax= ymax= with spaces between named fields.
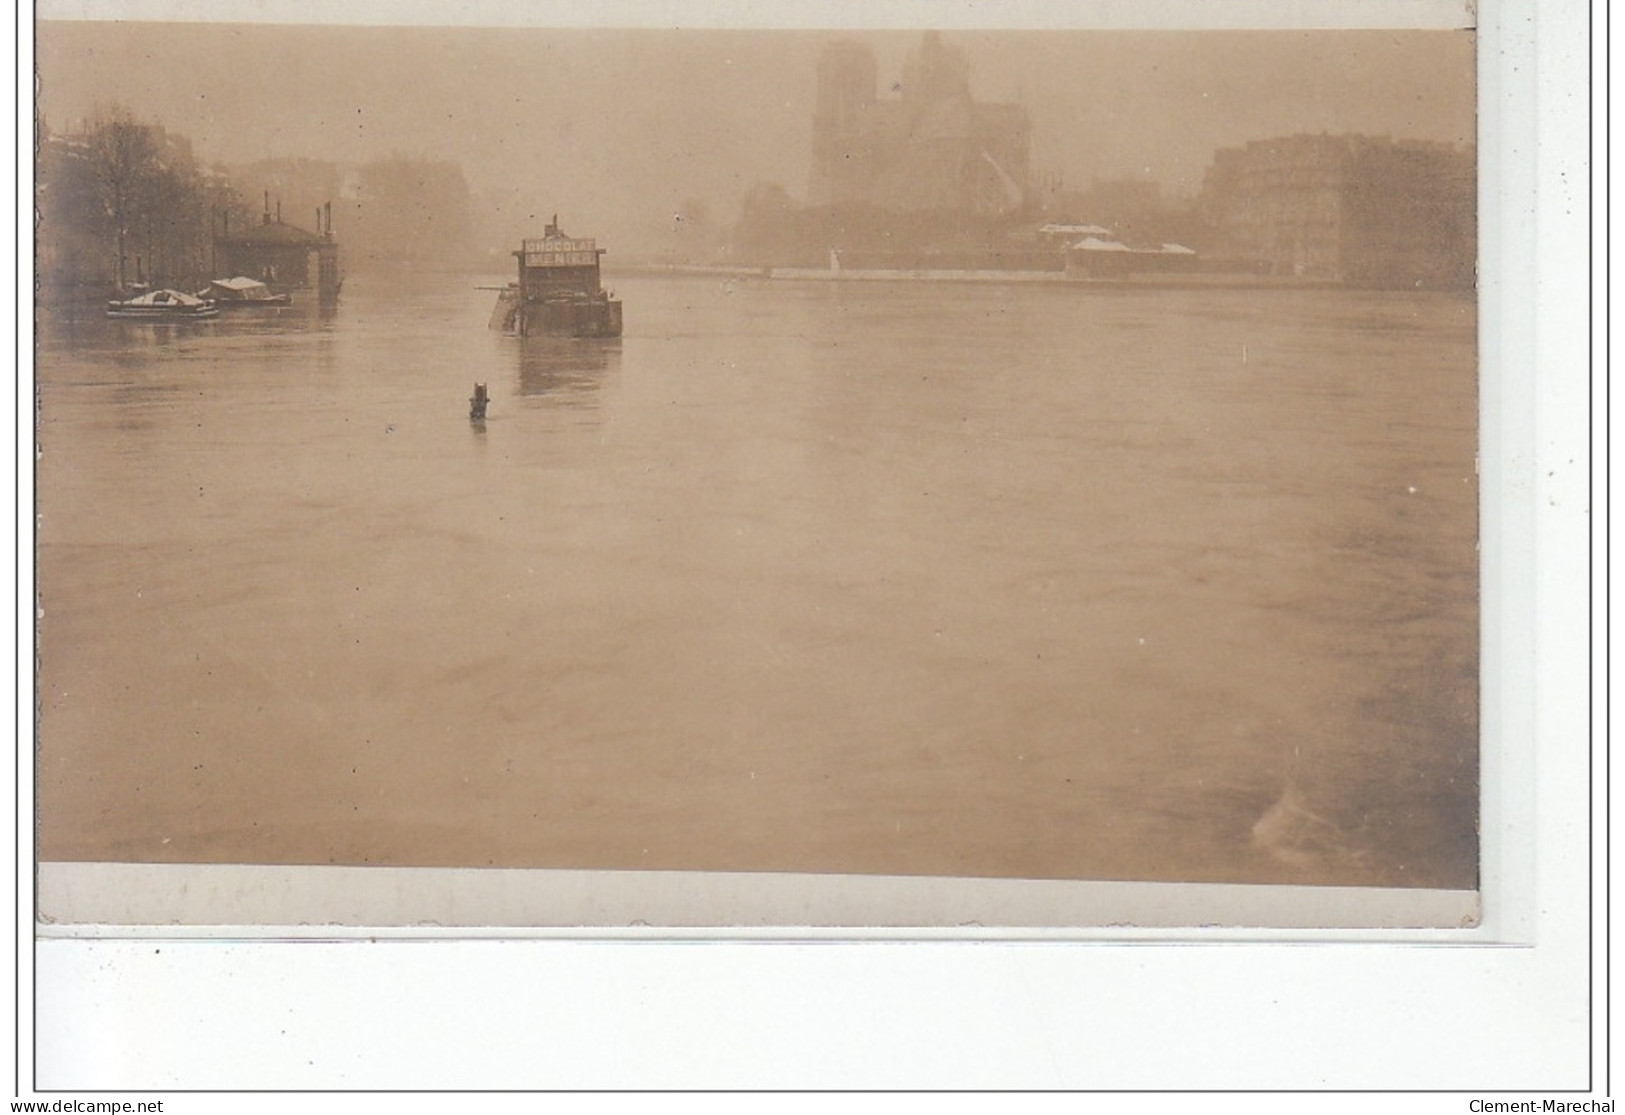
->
xmin=1199 ymin=134 xmax=1476 ymax=289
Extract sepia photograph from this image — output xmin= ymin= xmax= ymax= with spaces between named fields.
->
xmin=32 ymin=6 xmax=1483 ymax=929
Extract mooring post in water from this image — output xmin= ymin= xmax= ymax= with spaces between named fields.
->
xmin=470 ymin=382 xmax=489 ymax=422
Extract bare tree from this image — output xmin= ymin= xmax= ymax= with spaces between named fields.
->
xmin=86 ymin=110 xmax=159 ymax=291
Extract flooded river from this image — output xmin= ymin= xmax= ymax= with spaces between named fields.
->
xmin=35 ymin=273 xmax=1478 ymax=889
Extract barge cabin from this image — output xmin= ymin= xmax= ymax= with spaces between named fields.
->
xmin=491 ymin=216 xmax=622 ymax=338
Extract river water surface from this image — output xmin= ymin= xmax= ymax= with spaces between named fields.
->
xmin=36 ymin=273 xmax=1478 ymax=889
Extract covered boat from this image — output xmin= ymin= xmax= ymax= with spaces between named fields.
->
xmin=198 ymin=276 xmax=292 ymax=307
xmin=106 ymin=289 xmax=220 ymax=320
xmin=490 ymin=217 xmax=622 ymax=338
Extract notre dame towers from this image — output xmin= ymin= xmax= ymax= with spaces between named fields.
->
xmin=809 ymin=40 xmax=878 ymax=207
xmin=808 ymin=33 xmax=1031 ymax=216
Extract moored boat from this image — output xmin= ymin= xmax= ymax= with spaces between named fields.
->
xmin=106 ymin=288 xmax=219 ymax=320
xmin=197 ymin=276 xmax=292 ymax=307
xmin=490 ymin=217 xmax=622 ymax=338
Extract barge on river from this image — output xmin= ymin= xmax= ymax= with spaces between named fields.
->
xmin=106 ymin=288 xmax=219 ymax=320
xmin=490 ymin=217 xmax=622 ymax=338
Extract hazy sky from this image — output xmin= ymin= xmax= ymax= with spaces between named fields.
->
xmin=36 ymin=20 xmax=1475 ymax=249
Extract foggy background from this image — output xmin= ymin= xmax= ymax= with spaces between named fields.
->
xmin=33 ymin=15 xmax=1482 ymax=892
xmin=35 ymin=22 xmax=1475 ymax=259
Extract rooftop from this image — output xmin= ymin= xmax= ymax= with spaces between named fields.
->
xmin=218 ymin=218 xmax=328 ymax=247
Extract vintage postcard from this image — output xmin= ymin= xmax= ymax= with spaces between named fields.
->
xmin=32 ymin=1 xmax=1485 ymax=930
